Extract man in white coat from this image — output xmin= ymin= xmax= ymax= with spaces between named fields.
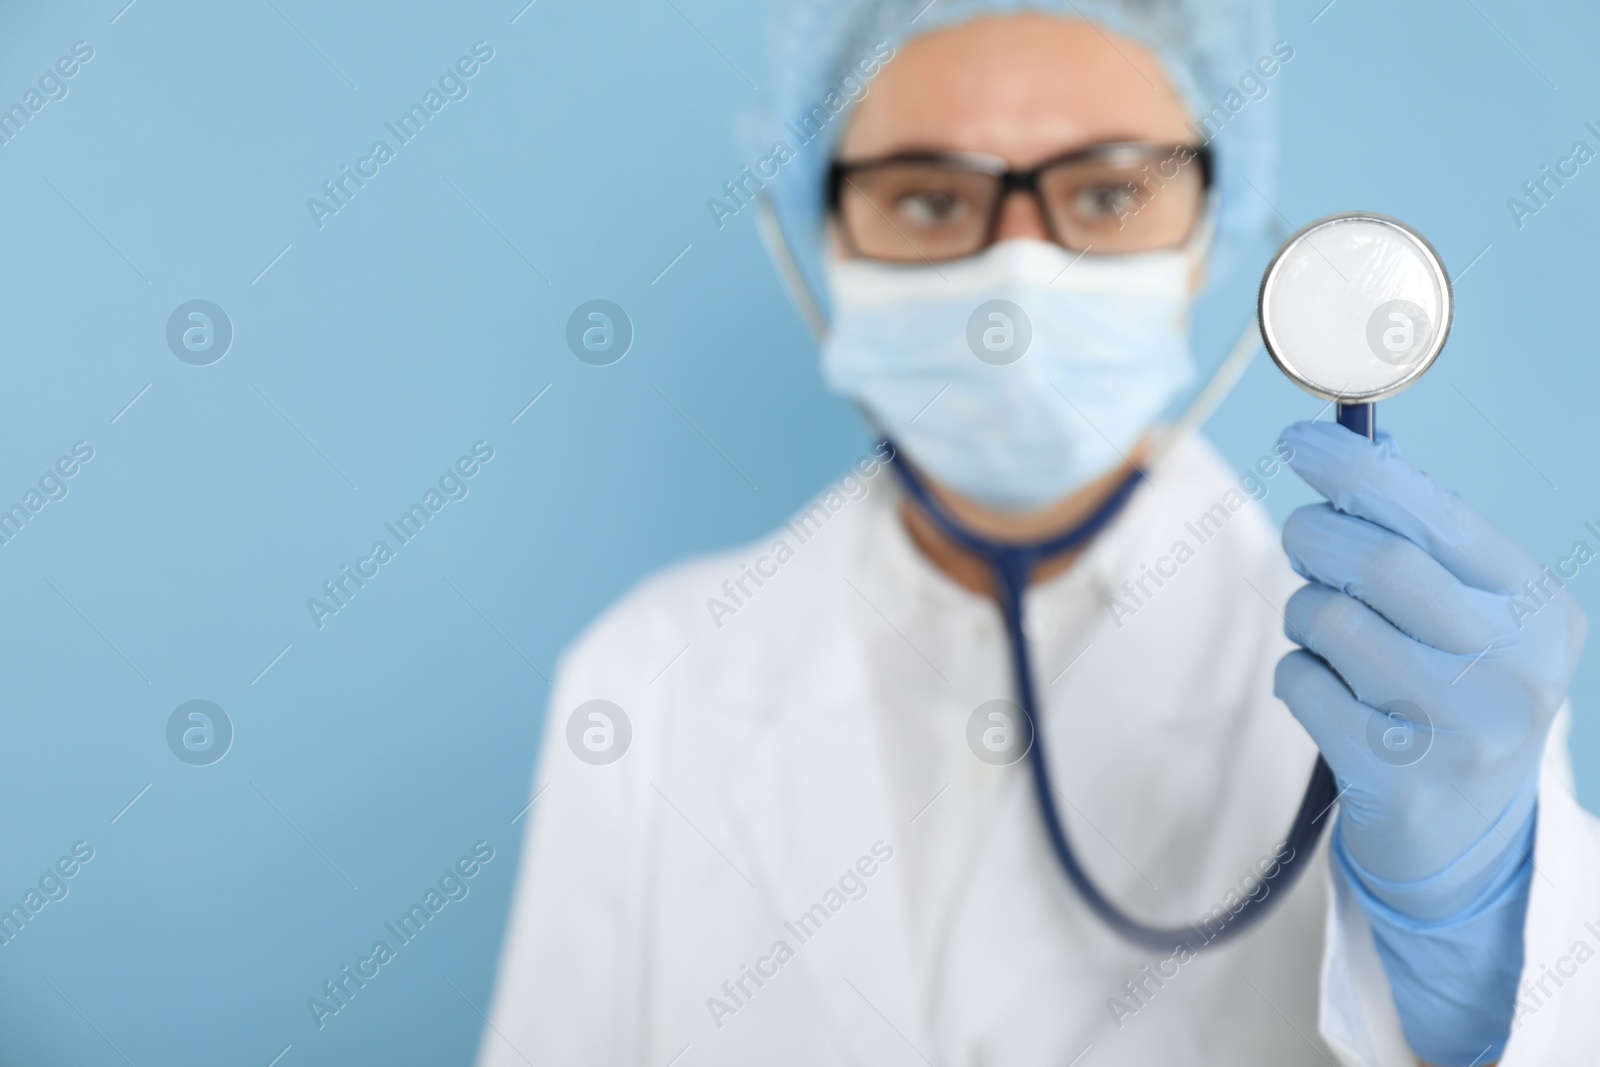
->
xmin=479 ymin=1 xmax=1600 ymax=1064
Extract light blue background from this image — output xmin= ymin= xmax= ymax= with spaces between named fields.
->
xmin=0 ymin=0 xmax=1594 ymax=1063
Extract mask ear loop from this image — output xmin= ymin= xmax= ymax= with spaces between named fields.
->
xmin=756 ymin=191 xmax=896 ymax=445
xmin=1145 ymin=196 xmax=1266 ymax=470
xmin=1146 ymin=315 xmax=1261 ymax=469
xmin=755 ymin=193 xmax=828 ymax=344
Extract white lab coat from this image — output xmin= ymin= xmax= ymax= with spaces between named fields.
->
xmin=479 ymin=433 xmax=1600 ymax=1067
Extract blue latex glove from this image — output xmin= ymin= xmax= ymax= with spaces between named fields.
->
xmin=1273 ymin=421 xmax=1587 ymax=1065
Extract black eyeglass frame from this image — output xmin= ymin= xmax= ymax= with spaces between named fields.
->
xmin=826 ymin=140 xmax=1215 ymax=259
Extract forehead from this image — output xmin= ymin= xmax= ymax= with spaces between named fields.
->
xmin=838 ymin=14 xmax=1193 ymax=166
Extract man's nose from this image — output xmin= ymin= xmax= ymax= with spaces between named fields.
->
xmin=992 ymin=189 xmax=1053 ymax=242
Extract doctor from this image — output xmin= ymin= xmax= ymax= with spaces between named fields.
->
xmin=481 ymin=1 xmax=1599 ymax=1064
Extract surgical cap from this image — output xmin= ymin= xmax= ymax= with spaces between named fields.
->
xmin=748 ymin=0 xmax=1282 ymax=320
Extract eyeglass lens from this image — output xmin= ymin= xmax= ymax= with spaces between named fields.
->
xmin=837 ymin=146 xmax=1204 ymax=263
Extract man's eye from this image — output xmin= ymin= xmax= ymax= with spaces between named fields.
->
xmin=1073 ymin=183 xmax=1138 ymax=220
xmin=896 ymin=191 xmax=967 ymax=226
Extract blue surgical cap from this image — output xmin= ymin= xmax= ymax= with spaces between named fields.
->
xmin=746 ymin=0 xmax=1282 ymax=321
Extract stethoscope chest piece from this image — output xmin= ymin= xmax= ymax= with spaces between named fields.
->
xmin=1259 ymin=212 xmax=1452 ymax=436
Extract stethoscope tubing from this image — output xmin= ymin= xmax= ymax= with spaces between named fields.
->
xmin=887 ymin=441 xmax=1339 ymax=954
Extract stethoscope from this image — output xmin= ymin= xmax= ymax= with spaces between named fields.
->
xmin=759 ymin=200 xmax=1454 ymax=954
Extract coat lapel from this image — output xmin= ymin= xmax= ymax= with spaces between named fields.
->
xmin=718 ymin=578 xmax=930 ymax=1067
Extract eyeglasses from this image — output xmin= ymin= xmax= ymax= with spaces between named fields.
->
xmin=828 ymin=141 xmax=1213 ymax=264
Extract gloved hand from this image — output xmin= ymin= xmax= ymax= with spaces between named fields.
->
xmin=1273 ymin=420 xmax=1587 ymax=1065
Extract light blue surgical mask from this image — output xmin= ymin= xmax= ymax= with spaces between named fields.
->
xmin=820 ymin=237 xmax=1198 ymax=513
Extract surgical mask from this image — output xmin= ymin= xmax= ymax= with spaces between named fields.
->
xmin=821 ymin=237 xmax=1198 ymax=513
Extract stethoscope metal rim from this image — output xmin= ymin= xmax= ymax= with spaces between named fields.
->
xmin=1257 ymin=211 xmax=1454 ymax=404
